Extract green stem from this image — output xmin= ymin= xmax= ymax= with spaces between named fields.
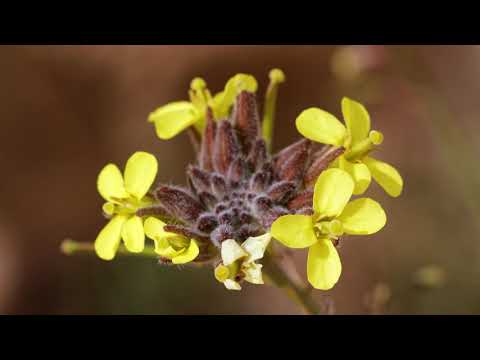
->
xmin=262 ymin=69 xmax=285 ymax=151
xmin=61 ymin=239 xmax=159 ymax=258
xmin=263 ymin=248 xmax=323 ymax=315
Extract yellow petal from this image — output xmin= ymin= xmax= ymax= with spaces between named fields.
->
xmin=221 ymin=239 xmax=248 ymax=266
xmin=243 ymin=262 xmax=264 ymax=284
xmin=271 ymin=215 xmax=317 ymax=249
xmin=341 ymin=97 xmax=370 ymax=146
xmin=172 ymin=239 xmax=199 ymax=264
xmin=152 ymin=237 xmax=171 ymax=253
xmin=363 ymin=156 xmax=403 ymax=197
xmin=97 ymin=164 xmax=128 ymax=202
xmin=313 ymin=168 xmax=354 ymax=218
xmin=124 ymin=152 xmax=158 ymax=200
xmin=156 ymin=246 xmax=185 ymax=259
xmin=224 ymin=279 xmax=242 ymax=291
xmin=223 ymin=73 xmax=258 ymax=99
xmin=214 ymin=264 xmax=231 ymax=283
xmin=337 ymin=198 xmax=386 ymax=235
xmin=307 ymin=239 xmax=342 ymax=290
xmin=242 ymin=262 xmax=264 ymax=285
xmin=339 ymin=156 xmax=372 ymax=195
xmin=241 ymin=233 xmax=271 ymax=263
xmin=148 ymin=101 xmax=199 ymax=140
xmin=94 ymin=215 xmax=128 ymax=261
xmin=296 ymin=108 xmax=347 ymax=146
xmin=121 ymin=215 xmax=145 ymax=253
xmin=144 ymin=217 xmax=169 ymax=240
xmin=216 ymin=74 xmax=258 ymax=118
xmin=144 ymin=217 xmax=180 ymax=255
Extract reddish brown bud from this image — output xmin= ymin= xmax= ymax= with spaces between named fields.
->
xmin=211 ymin=174 xmax=227 ymax=199
xmin=276 ymin=140 xmax=311 ymax=183
xmin=247 ymin=139 xmax=268 ymax=172
xmin=211 ymin=224 xmax=235 ymax=247
xmin=266 ymin=181 xmax=296 ymax=203
xmin=187 ymin=165 xmax=211 ymax=194
xmin=227 ymin=156 xmax=246 ymax=185
xmin=196 ymin=213 xmax=219 ymax=233
xmin=199 ymin=109 xmax=217 ymax=171
xmin=155 ymin=186 xmax=205 ymax=224
xmin=231 ymin=91 xmax=260 ymax=150
xmin=198 ymin=191 xmax=217 ymax=209
xmin=273 ymin=139 xmax=310 ymax=172
xmin=304 ymin=146 xmax=345 ymax=187
xmin=213 ymin=120 xmax=240 ymax=175
xmin=136 ymin=204 xmax=171 ymax=220
xmin=287 ymin=190 xmax=314 ymax=210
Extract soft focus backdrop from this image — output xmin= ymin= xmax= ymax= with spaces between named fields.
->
xmin=0 ymin=45 xmax=478 ymax=314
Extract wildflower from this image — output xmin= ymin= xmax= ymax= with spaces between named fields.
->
xmin=95 ymin=151 xmax=158 ymax=260
xmin=140 ymin=89 xmax=345 ymax=266
xmin=296 ymin=97 xmax=403 ymax=197
xmin=148 ymin=74 xmax=257 ymax=140
xmin=144 ymin=217 xmax=199 ymax=264
xmin=137 ymin=73 xmax=351 ymax=289
xmin=271 ymin=168 xmax=386 ymax=290
xmin=79 ymin=69 xmax=398 ymax=300
xmin=214 ymin=233 xmax=271 ymax=290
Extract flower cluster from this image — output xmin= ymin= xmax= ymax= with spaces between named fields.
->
xmin=90 ymin=70 xmax=403 ymax=291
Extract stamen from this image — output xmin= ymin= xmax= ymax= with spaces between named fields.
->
xmin=369 ymin=130 xmax=384 ymax=145
xmin=102 ymin=202 xmax=115 ymax=216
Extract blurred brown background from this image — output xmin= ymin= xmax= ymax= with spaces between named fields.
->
xmin=0 ymin=45 xmax=477 ymax=314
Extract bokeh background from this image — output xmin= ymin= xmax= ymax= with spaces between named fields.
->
xmin=0 ymin=45 xmax=477 ymax=314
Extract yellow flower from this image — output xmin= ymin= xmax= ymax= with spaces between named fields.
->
xmin=95 ymin=152 xmax=158 ymax=261
xmin=143 ymin=217 xmax=199 ymax=264
xmin=296 ymin=97 xmax=403 ymax=197
xmin=214 ymin=233 xmax=272 ymax=290
xmin=271 ymin=168 xmax=386 ymax=290
xmin=148 ymin=74 xmax=257 ymax=140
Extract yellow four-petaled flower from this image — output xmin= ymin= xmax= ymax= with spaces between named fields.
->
xmin=95 ymin=152 xmax=158 ymax=260
xmin=144 ymin=217 xmax=199 ymax=264
xmin=296 ymin=97 xmax=403 ymax=197
xmin=148 ymin=74 xmax=257 ymax=140
xmin=271 ymin=168 xmax=386 ymax=290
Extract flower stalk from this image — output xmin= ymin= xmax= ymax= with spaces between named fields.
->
xmin=61 ymin=239 xmax=159 ymax=258
xmin=263 ymin=247 xmax=323 ymax=315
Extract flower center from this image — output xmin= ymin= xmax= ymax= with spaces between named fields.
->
xmin=103 ymin=196 xmax=152 ymax=217
xmin=315 ymin=219 xmax=344 ymax=237
xmin=345 ymin=130 xmax=384 ymax=161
